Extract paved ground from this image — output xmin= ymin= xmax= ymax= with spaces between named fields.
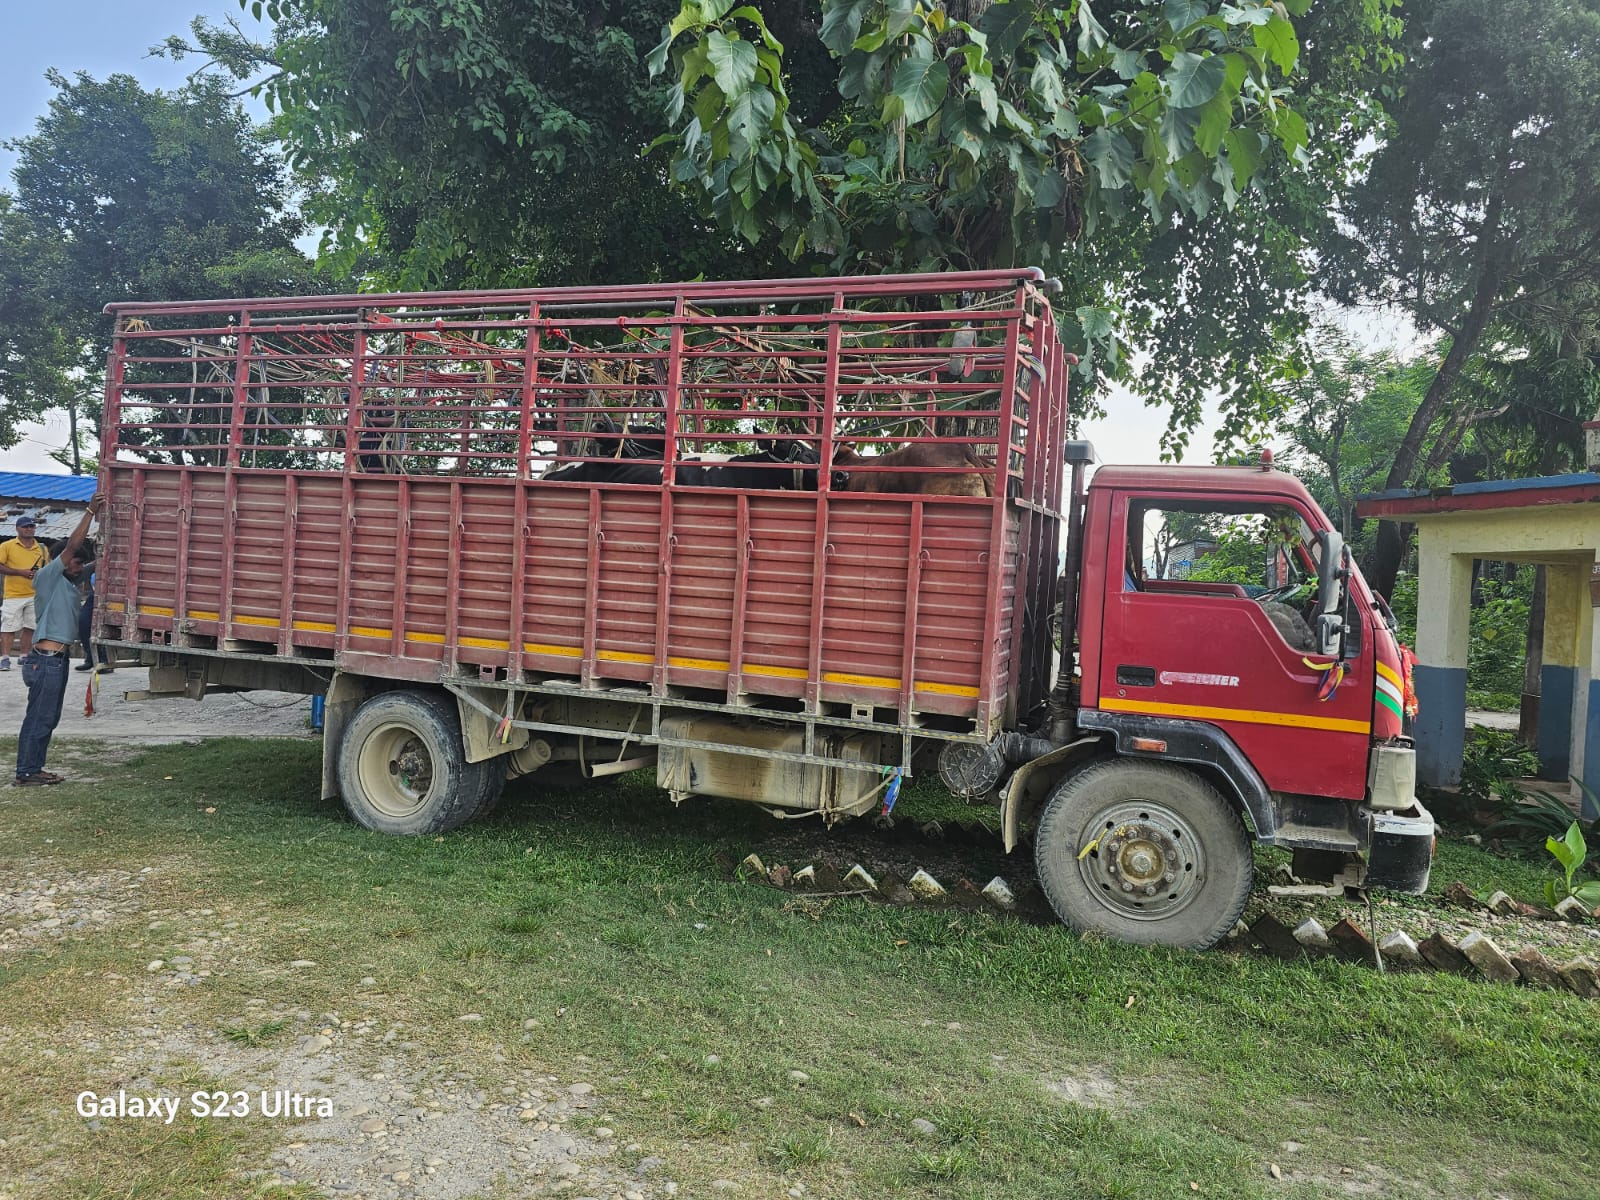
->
xmin=0 ymin=662 xmax=317 ymax=748
xmin=1466 ymin=708 xmax=1519 ymax=731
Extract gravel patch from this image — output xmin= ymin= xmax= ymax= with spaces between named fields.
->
xmin=0 ymin=864 xmax=156 ymax=955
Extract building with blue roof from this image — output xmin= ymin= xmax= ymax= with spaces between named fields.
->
xmin=0 ymin=471 xmax=98 ymax=543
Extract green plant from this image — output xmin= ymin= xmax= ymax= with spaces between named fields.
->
xmin=1459 ymin=728 xmax=1538 ymax=810
xmin=1466 ymin=577 xmax=1533 ymax=711
xmin=219 ymin=1018 xmax=290 ymax=1047
xmin=915 ymin=1148 xmax=973 ymax=1181
xmin=765 ymin=1129 xmax=833 ymax=1168
xmin=1485 ymin=788 xmax=1596 ymax=848
xmin=1543 ymin=821 xmax=1600 ymax=911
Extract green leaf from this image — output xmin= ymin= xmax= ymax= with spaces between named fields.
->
xmin=1033 ymin=169 xmax=1067 ymax=209
xmin=1547 ymin=830 xmax=1578 ymax=873
xmin=728 ymin=7 xmax=783 ymax=52
xmin=707 ymin=32 xmax=758 ymax=96
xmin=853 ymin=26 xmax=889 ymax=52
xmin=838 ymin=49 xmax=876 ymax=102
xmin=943 ymin=98 xmax=989 ymax=163
xmin=1273 ymin=104 xmax=1308 ymax=155
xmin=969 ymin=73 xmax=999 ymax=127
xmin=669 ymin=3 xmax=707 ymax=39
xmin=1077 ymin=1 xmax=1109 ymax=57
xmin=892 ymin=47 xmax=949 ymax=124
xmin=977 ymin=2 xmax=1036 ymax=58
xmin=1564 ymin=820 xmax=1587 ymax=870
xmin=1159 ymin=106 xmax=1197 ymax=159
xmin=1076 ymin=304 xmax=1116 ymax=340
xmin=1111 ymin=47 xmax=1144 ymax=79
xmin=1164 ymin=0 xmax=1210 ymax=31
xmin=819 ymin=0 xmax=870 ymax=56
xmin=1211 ymin=149 xmax=1237 ymax=207
xmin=1030 ymin=58 xmax=1066 ymax=109
xmin=1193 ymin=89 xmax=1231 ymax=156
xmin=1084 ymin=127 xmax=1135 ymax=189
xmin=885 ymin=0 xmax=919 ymax=38
xmin=726 ymin=86 xmax=774 ymax=152
xmin=1166 ymin=51 xmax=1226 ymax=108
xmin=1253 ymin=14 xmax=1299 ymax=75
xmin=646 ymin=30 xmax=675 ymax=76
xmin=1223 ymin=126 xmax=1265 ymax=187
xmin=1220 ymin=3 xmax=1273 ymax=26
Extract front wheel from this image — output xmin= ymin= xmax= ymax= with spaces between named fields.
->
xmin=1034 ymin=760 xmax=1253 ymax=950
xmin=337 ymin=690 xmax=503 ymax=835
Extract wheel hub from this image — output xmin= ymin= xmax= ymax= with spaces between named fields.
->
xmin=1105 ymin=824 xmax=1180 ymax=895
xmin=356 ymin=725 xmax=438 ymax=818
xmin=1078 ymin=801 xmax=1205 ymax=921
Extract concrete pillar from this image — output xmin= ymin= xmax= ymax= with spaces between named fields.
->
xmin=1538 ymin=565 xmax=1584 ymax=782
xmin=1581 ymin=568 xmax=1600 ymax=819
xmin=1412 ymin=538 xmax=1473 ymax=787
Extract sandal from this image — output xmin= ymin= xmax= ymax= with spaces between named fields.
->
xmin=14 ymin=775 xmax=60 ymax=787
xmin=32 ymin=771 xmax=64 ymax=783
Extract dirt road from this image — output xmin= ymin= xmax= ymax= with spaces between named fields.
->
xmin=0 ymin=664 xmax=317 ymax=745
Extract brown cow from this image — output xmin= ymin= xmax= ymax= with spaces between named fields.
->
xmin=831 ymin=442 xmax=993 ymax=497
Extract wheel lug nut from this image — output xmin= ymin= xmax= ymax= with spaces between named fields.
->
xmin=1121 ymin=882 xmax=1133 ymax=892
xmin=1144 ymin=885 xmax=1156 ymax=895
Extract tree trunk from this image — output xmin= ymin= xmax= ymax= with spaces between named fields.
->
xmin=1367 ymin=195 xmax=1507 ymax=598
xmin=66 ymin=400 xmax=82 ymax=474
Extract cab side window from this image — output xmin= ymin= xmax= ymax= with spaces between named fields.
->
xmin=1132 ymin=502 xmax=1320 ymax=652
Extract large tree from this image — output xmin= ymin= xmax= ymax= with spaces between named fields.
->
xmin=175 ymin=0 xmax=1400 ymax=443
xmin=1321 ymin=0 xmax=1600 ymax=595
xmin=0 ymin=72 xmax=318 ymax=457
xmin=165 ymin=0 xmax=788 ymax=288
xmin=1275 ymin=328 xmax=1435 ymax=550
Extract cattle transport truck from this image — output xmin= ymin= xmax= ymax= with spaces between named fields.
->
xmin=95 ymin=268 xmax=1433 ymax=949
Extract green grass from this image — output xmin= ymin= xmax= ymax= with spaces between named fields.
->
xmin=2 ymin=737 xmax=1597 ymax=1199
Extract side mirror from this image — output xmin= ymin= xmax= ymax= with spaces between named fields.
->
xmin=1315 ymin=530 xmax=1347 ymax=657
xmin=1316 ymin=530 xmax=1343 ymax=613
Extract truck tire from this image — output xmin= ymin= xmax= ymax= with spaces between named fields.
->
xmin=337 ymin=690 xmax=500 ymax=835
xmin=1034 ymin=759 xmax=1252 ymax=950
xmin=464 ymin=755 xmax=509 ymax=822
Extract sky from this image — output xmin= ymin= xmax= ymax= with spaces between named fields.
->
xmin=1 ymin=1 xmax=255 ymax=474
xmin=0 ymin=4 xmax=1419 ymax=478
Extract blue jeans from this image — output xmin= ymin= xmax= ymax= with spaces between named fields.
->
xmin=17 ymin=651 xmax=69 ymax=779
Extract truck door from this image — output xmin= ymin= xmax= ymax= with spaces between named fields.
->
xmin=1095 ymin=494 xmax=1371 ymax=801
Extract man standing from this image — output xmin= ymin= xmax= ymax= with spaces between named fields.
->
xmin=1 ymin=514 xmax=50 ymax=671
xmin=14 ymin=497 xmax=103 ymax=786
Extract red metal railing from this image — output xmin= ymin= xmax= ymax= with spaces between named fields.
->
xmin=99 ymin=271 xmax=1068 ymax=737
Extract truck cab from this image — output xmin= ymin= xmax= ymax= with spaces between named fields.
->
xmin=1014 ymin=460 xmax=1434 ymax=948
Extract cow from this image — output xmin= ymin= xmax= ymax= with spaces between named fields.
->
xmin=673 ymin=440 xmax=820 ymax=490
xmin=830 ymin=442 xmax=993 ymax=497
xmin=540 ymin=428 xmax=820 ymax=489
xmin=541 ymin=459 xmax=664 ymax=484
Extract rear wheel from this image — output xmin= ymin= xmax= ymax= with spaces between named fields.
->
xmin=1034 ymin=759 xmax=1253 ymax=950
xmin=337 ymin=690 xmax=501 ymax=835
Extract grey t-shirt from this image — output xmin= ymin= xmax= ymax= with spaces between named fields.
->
xmin=31 ymin=558 xmax=83 ymax=646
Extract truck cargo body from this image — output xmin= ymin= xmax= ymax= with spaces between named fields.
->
xmin=97 ymin=270 xmax=1066 ymax=782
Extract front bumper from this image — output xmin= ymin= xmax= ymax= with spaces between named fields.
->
xmin=1363 ymin=800 xmax=1435 ymax=894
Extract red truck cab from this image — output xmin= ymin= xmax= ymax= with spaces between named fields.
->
xmin=1006 ymin=458 xmax=1433 ymax=947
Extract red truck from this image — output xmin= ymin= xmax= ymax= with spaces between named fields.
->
xmin=96 ymin=268 xmax=1432 ymax=949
